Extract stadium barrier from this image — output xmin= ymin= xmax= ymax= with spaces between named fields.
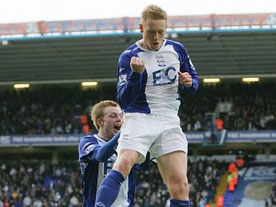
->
xmin=0 ymin=130 xmax=276 ymax=147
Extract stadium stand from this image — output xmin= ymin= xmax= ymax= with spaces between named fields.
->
xmin=0 ymin=84 xmax=116 ymax=135
xmin=0 ymin=160 xmax=82 ymax=206
xmin=0 ymin=158 xmax=228 ymax=206
xmin=1 ymin=81 xmax=275 ymax=135
xmin=1 ymin=14 xmax=276 ymax=84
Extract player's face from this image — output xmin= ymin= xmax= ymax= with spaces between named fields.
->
xmin=100 ymin=106 xmax=122 ymax=140
xmin=140 ymin=18 xmax=167 ymax=51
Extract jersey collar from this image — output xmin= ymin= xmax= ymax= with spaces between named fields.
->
xmin=94 ymin=134 xmax=107 ymax=144
xmin=136 ymin=38 xmax=167 ymax=52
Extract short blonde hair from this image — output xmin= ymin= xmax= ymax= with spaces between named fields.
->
xmin=141 ymin=4 xmax=168 ymax=24
xmin=91 ymin=100 xmax=119 ymax=130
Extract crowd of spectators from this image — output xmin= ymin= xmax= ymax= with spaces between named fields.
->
xmin=134 ymin=159 xmax=226 ymax=207
xmin=0 ymin=158 xmax=226 ymax=207
xmin=0 ymin=160 xmax=82 ymax=207
xmin=0 ymin=81 xmax=276 ymax=136
xmin=179 ymin=81 xmax=276 ymax=131
xmin=0 ymin=84 xmax=116 ymax=135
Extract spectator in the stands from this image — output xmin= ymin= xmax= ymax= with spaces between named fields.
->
xmin=1 ymin=81 xmax=276 ymax=135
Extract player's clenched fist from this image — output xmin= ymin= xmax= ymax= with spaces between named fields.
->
xmin=178 ymin=71 xmax=192 ymax=87
xmin=130 ymin=57 xmax=145 ymax=74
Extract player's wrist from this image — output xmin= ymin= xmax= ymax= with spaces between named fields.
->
xmin=131 ymin=71 xmax=143 ymax=76
xmin=132 ymin=69 xmax=144 ymax=74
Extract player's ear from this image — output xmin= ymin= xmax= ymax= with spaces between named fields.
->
xmin=96 ymin=119 xmax=103 ymax=128
xmin=139 ymin=24 xmax=143 ymax=33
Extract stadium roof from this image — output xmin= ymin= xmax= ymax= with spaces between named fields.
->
xmin=0 ymin=14 xmax=276 ymax=85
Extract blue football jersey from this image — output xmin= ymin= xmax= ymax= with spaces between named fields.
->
xmin=78 ymin=134 xmax=135 ymax=207
xmin=117 ymin=39 xmax=199 ymax=115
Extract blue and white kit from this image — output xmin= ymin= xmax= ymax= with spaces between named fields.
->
xmin=116 ymin=39 xmax=199 ymax=160
xmin=78 ymin=134 xmax=135 ymax=207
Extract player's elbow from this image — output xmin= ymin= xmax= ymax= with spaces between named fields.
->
xmin=117 ymin=95 xmax=132 ymax=110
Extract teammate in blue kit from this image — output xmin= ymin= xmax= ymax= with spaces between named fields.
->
xmin=95 ymin=5 xmax=199 ymax=207
xmin=78 ymin=100 xmax=149 ymax=207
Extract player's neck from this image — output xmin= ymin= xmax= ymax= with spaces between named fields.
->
xmin=139 ymin=39 xmax=164 ymax=51
xmin=139 ymin=40 xmax=149 ymax=50
xmin=98 ymin=131 xmax=111 ymax=142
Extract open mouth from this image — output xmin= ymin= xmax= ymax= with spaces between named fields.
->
xmin=114 ymin=125 xmax=121 ymax=131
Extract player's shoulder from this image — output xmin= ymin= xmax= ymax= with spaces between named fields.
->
xmin=165 ymin=39 xmax=187 ymax=50
xmin=165 ymin=39 xmax=189 ymax=59
xmin=120 ymin=43 xmax=143 ymax=57
xmin=79 ymin=134 xmax=98 ymax=147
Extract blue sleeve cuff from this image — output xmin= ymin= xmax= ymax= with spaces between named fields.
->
xmin=182 ymin=79 xmax=198 ymax=95
xmin=129 ymin=71 xmax=142 ymax=81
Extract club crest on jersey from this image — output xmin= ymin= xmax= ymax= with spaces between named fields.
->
xmin=155 ymin=55 xmax=166 ymax=67
xmin=152 ymin=67 xmax=177 ymax=86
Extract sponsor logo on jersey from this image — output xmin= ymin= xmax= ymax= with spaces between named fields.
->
xmin=152 ymin=67 xmax=177 ymax=86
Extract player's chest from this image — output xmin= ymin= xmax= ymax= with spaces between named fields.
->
xmin=139 ymin=51 xmax=180 ymax=86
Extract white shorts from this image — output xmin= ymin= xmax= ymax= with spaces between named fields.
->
xmin=117 ymin=113 xmax=188 ymax=163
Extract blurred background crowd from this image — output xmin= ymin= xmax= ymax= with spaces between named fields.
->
xmin=0 ymin=159 xmax=227 ymax=207
xmin=1 ymin=81 xmax=276 ymax=206
xmin=1 ymin=81 xmax=276 ymax=136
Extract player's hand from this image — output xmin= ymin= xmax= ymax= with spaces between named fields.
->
xmin=130 ymin=57 xmax=145 ymax=74
xmin=178 ymin=71 xmax=192 ymax=87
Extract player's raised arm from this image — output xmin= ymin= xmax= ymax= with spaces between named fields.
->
xmin=178 ymin=45 xmax=199 ymax=95
xmin=179 ymin=71 xmax=199 ymax=95
xmin=117 ymin=53 xmax=144 ymax=109
xmin=130 ymin=57 xmax=145 ymax=74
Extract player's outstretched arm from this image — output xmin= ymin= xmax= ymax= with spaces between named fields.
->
xmin=79 ymin=132 xmax=120 ymax=163
xmin=95 ymin=131 xmax=120 ymax=162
